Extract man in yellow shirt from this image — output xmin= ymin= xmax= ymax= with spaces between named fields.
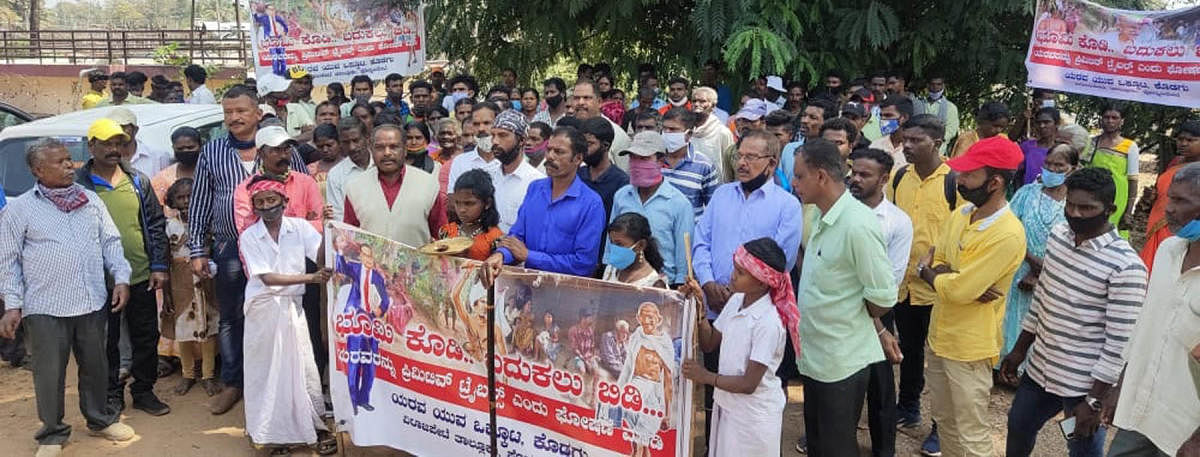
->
xmin=916 ymin=136 xmax=1026 ymax=457
xmin=81 ymin=70 xmax=108 ymax=110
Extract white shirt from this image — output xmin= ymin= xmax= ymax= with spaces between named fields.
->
xmin=1113 ymin=236 xmax=1200 ymax=455
xmin=326 ymin=156 xmax=373 ymax=222
xmin=129 ymin=138 xmax=173 ymax=178
xmin=188 ymin=84 xmax=216 ymax=104
xmin=447 ymin=150 xmax=501 ymax=193
xmin=869 ymin=197 xmax=914 ymax=287
xmin=495 ymin=159 xmax=544 ymax=233
xmin=711 ymin=293 xmax=786 ymax=414
xmin=239 ymin=217 xmax=322 ymax=300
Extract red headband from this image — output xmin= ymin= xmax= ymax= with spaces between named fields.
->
xmin=734 ymin=245 xmax=802 ymax=356
xmin=248 ymin=177 xmax=286 ymax=199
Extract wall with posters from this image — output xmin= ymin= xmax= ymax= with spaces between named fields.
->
xmin=247 ymin=1 xmax=425 ymax=84
xmin=1025 ymin=0 xmax=1200 ymax=108
xmin=325 ymin=222 xmax=695 ymax=457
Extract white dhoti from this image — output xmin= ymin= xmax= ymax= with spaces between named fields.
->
xmin=708 ymin=402 xmax=782 ymax=457
xmin=243 ymin=293 xmax=328 ymax=445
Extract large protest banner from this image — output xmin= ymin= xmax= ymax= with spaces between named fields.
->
xmin=1024 ymin=0 xmax=1200 ymax=108
xmin=325 ymin=222 xmax=695 ymax=457
xmin=246 ymin=1 xmax=425 ymax=84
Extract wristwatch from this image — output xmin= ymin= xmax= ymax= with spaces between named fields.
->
xmin=1085 ymin=395 xmax=1102 ymax=411
xmin=917 ymin=263 xmax=928 ymax=277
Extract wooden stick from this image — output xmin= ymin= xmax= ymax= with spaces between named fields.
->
xmin=684 ymin=233 xmax=694 ymax=281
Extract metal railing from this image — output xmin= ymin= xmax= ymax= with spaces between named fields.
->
xmin=0 ymin=29 xmax=250 ymax=65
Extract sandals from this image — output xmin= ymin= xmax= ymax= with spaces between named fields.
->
xmin=315 ymin=432 xmax=338 ymax=455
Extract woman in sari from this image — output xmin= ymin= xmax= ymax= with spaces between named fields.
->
xmin=1002 ymin=144 xmax=1079 ymax=358
xmin=1140 ymin=120 xmax=1200 ymax=271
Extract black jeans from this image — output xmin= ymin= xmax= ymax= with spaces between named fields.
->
xmin=867 ymin=312 xmax=897 ymax=457
xmin=106 ymin=280 xmax=159 ymax=401
xmin=303 ymin=259 xmax=327 ymax=381
xmin=893 ymin=299 xmax=931 ymax=414
xmin=801 ymin=366 xmax=870 ymax=457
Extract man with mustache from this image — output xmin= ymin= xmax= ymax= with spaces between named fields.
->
xmin=915 ymin=136 xmax=1026 ymax=457
xmin=76 ymin=118 xmax=171 ymax=417
xmin=188 ymin=85 xmax=308 ymax=415
xmin=326 ymin=117 xmax=372 ymax=222
xmin=447 ymin=102 xmax=502 ymax=191
xmin=342 ymin=124 xmax=447 ymax=247
xmin=0 ymin=138 xmax=137 ymax=457
xmin=491 ymin=109 xmax=544 ymax=232
xmin=231 ymin=125 xmax=324 ymax=234
xmin=481 ymin=126 xmax=607 ymax=281
xmin=577 ymin=116 xmax=629 ymax=225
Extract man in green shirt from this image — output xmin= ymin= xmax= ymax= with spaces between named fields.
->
xmin=791 ymin=138 xmax=899 ymax=456
xmin=77 ymin=118 xmax=171 ymax=417
xmin=95 ymin=72 xmax=157 ymax=107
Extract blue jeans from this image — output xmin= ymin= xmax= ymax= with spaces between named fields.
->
xmin=1006 ymin=375 xmax=1105 ymax=457
xmin=213 ymin=239 xmax=246 ymax=388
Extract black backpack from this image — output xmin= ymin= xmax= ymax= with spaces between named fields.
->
xmin=891 ymin=165 xmax=958 ymax=211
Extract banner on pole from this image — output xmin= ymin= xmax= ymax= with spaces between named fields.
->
xmin=1024 ymin=0 xmax=1200 ymax=108
xmin=325 ymin=222 xmax=695 ymax=457
xmin=246 ymin=1 xmax=426 ymax=85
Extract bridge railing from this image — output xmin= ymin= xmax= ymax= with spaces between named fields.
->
xmin=0 ymin=29 xmax=250 ymax=65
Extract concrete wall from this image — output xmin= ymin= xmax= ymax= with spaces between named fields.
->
xmin=0 ymin=64 xmax=246 ymax=116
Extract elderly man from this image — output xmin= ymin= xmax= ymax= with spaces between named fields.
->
xmin=490 ymin=109 xmax=545 ymax=232
xmin=483 ymin=126 xmax=607 ymax=280
xmin=690 ymin=86 xmax=734 ymax=181
xmin=107 ymin=107 xmax=173 ymax=178
xmin=343 ymin=125 xmax=447 ymax=247
xmin=76 ymin=118 xmax=171 ymax=417
xmin=0 ymin=138 xmax=137 ymax=457
xmin=188 ymin=85 xmax=307 ymax=415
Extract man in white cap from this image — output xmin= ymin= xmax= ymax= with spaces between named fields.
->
xmin=606 ymin=131 xmax=694 ymax=286
xmin=108 ymin=107 xmax=172 ymax=177
xmin=765 ymin=75 xmax=787 ymax=109
xmin=257 ymin=73 xmax=294 ymax=132
xmin=232 ymin=125 xmax=324 ymax=235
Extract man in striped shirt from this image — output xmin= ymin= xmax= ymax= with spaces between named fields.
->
xmin=1000 ymin=167 xmax=1148 ymax=457
xmin=659 ymin=108 xmax=719 ymax=222
xmin=186 ymin=85 xmax=307 ymax=415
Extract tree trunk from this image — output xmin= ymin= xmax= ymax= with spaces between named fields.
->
xmin=28 ymin=0 xmax=38 ymax=32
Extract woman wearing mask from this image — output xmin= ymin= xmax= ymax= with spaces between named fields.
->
xmin=402 ymin=121 xmax=441 ymax=177
xmin=524 ymin=121 xmax=552 ymax=172
xmin=602 ymin=213 xmax=667 ymax=288
xmin=152 ymin=126 xmax=203 ymax=216
xmin=1001 ymin=143 xmax=1079 ymax=360
xmin=1017 ymin=107 xmax=1060 ymax=187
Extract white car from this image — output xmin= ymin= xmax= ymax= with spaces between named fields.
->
xmin=0 ymin=104 xmax=225 ymax=198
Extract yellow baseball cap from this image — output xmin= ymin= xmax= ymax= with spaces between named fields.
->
xmin=288 ymin=66 xmax=310 ymax=80
xmin=87 ymin=118 xmax=129 ymax=141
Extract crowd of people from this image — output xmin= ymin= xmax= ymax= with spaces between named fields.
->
xmin=0 ymin=59 xmax=1198 ymax=457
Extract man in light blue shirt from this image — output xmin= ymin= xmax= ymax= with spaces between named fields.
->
xmin=0 ymin=182 xmax=6 ymax=210
xmin=606 ymin=131 xmax=695 ymax=285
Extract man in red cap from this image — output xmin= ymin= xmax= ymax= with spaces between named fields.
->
xmin=913 ymin=135 xmax=1027 ymax=457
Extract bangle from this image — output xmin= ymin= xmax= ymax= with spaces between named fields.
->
xmin=878 ymin=327 xmax=887 ymax=336
xmin=713 ymin=374 xmax=719 ymax=388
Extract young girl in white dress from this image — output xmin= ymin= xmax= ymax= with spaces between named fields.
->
xmin=681 ymin=237 xmax=803 ymax=457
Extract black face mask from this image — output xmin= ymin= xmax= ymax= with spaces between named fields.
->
xmin=546 ymin=94 xmax=565 ymax=109
xmin=175 ymin=150 xmax=200 ymax=167
xmin=1066 ymin=212 xmax=1109 ymax=236
xmin=495 ymin=142 xmax=522 ymax=165
xmin=741 ymin=170 xmax=770 ymax=193
xmin=956 ymin=181 xmax=993 ymax=207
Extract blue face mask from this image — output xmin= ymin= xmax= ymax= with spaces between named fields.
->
xmin=1176 ymin=218 xmax=1200 ymax=241
xmin=511 ymin=100 xmax=523 ymax=111
xmin=880 ymin=119 xmax=900 ymax=136
xmin=1041 ymin=168 xmax=1067 ymax=188
xmin=604 ymin=244 xmax=637 ymax=270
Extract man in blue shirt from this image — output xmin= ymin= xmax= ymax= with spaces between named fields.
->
xmin=606 ymin=131 xmax=695 ymax=286
xmin=484 ymin=126 xmax=607 ymax=280
xmin=0 ymin=182 xmax=6 ymax=210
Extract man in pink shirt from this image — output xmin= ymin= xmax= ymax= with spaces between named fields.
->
xmin=232 ymin=125 xmax=325 ymax=234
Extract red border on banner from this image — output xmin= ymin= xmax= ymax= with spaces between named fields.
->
xmin=334 ymin=341 xmax=680 ymax=456
xmin=254 ymin=37 xmax=423 ymax=66
xmin=1029 ymin=45 xmax=1200 ymax=81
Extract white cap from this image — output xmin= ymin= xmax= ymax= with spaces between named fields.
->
xmin=766 ymin=75 xmax=785 ymax=92
xmin=259 ymin=104 xmax=277 ymax=116
xmin=254 ymin=125 xmax=293 ymax=148
xmin=107 ymin=107 xmax=137 ymax=126
xmin=257 ymin=72 xmax=291 ymax=97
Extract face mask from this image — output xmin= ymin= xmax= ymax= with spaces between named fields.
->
xmin=663 ymin=132 xmax=688 ymax=153
xmin=254 ymin=203 xmax=285 ymax=223
xmin=928 ymin=90 xmax=944 ymax=101
xmin=1066 ymin=212 xmax=1109 ymax=236
xmin=1041 ymin=99 xmax=1056 ymax=108
xmin=628 ymin=157 xmax=664 ymax=187
xmin=1040 ymin=168 xmax=1067 ymax=188
xmin=880 ymin=119 xmax=900 ymax=136
xmin=742 ymin=170 xmax=770 ymax=193
xmin=511 ymin=100 xmax=523 ymax=111
xmin=670 ymin=97 xmax=688 ymax=107
xmin=475 ymin=135 xmax=493 ymax=155
xmin=175 ymin=150 xmax=200 ymax=167
xmin=956 ymin=181 xmax=993 ymax=208
xmin=546 ymin=94 xmax=565 ymax=109
xmin=1175 ymin=218 xmax=1200 ymax=241
xmin=604 ymin=244 xmax=637 ymax=270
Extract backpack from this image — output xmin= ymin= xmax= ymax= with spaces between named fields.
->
xmin=892 ymin=165 xmax=958 ymax=211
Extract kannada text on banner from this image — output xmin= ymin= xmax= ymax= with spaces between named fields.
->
xmin=247 ymin=1 xmax=425 ymax=84
xmin=1024 ymin=0 xmax=1200 ymax=108
xmin=324 ymin=222 xmax=695 ymax=457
